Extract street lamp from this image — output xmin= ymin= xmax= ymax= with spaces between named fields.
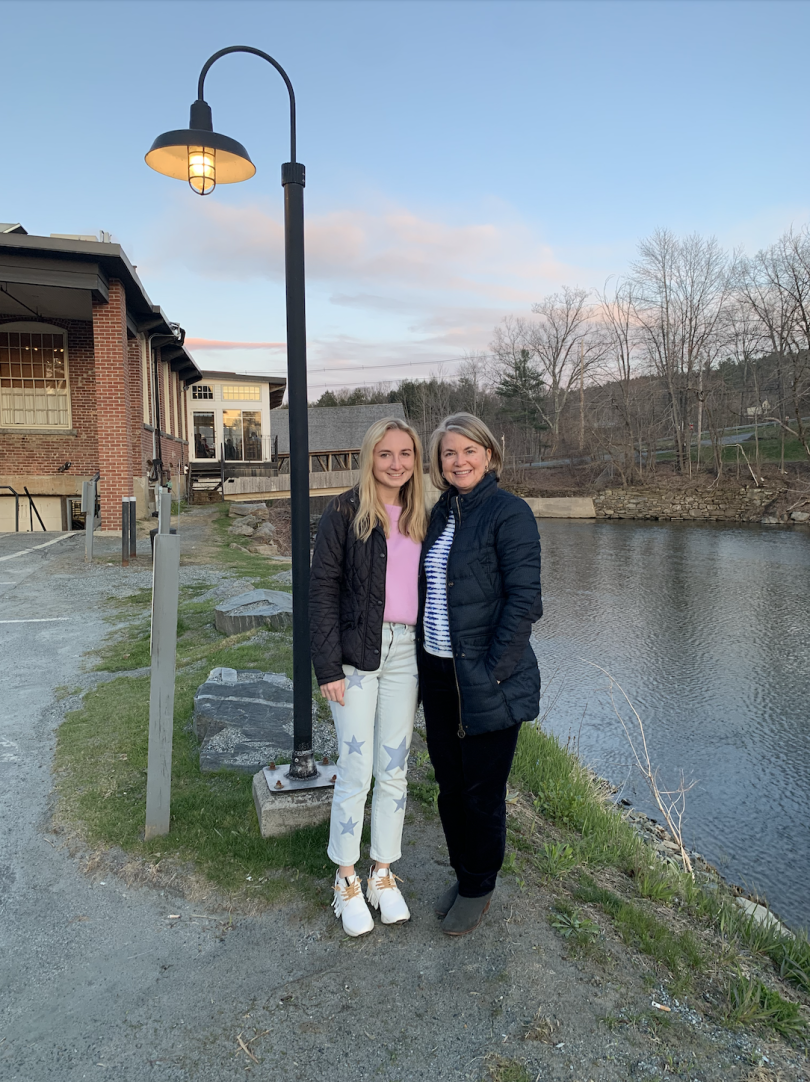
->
xmin=146 ymin=46 xmax=317 ymax=781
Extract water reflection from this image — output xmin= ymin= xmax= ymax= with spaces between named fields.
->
xmin=531 ymin=519 xmax=810 ymax=930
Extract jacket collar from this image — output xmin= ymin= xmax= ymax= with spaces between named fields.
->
xmin=440 ymin=470 xmax=498 ymax=512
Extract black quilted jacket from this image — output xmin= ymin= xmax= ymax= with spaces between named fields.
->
xmin=309 ymin=488 xmax=388 ymax=685
xmin=417 ymin=472 xmax=543 ymax=736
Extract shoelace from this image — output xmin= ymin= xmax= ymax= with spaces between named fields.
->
xmin=333 ymin=877 xmax=362 ymax=903
xmin=373 ymin=871 xmax=403 ymax=892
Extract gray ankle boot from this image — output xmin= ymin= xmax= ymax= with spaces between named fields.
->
xmin=434 ymin=881 xmax=459 ymax=918
xmin=441 ymin=890 xmax=494 ymax=936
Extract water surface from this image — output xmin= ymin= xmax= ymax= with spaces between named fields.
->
xmin=530 ymin=519 xmax=810 ymax=929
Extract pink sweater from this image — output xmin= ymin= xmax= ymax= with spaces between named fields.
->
xmin=383 ymin=504 xmax=420 ymax=626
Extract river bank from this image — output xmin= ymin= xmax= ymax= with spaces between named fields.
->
xmin=503 ymin=461 xmax=810 ymax=525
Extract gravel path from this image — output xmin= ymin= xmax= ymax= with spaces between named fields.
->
xmin=0 ymin=519 xmax=806 ymax=1082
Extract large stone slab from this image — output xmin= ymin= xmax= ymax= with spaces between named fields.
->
xmin=214 ymin=589 xmax=293 ymax=635
xmin=193 ymin=668 xmax=296 ymax=773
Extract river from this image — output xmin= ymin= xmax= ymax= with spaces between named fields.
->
xmin=530 ymin=518 xmax=810 ymax=931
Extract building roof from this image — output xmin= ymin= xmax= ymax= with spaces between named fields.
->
xmin=271 ymin=403 xmax=406 ymax=454
xmin=199 ymin=369 xmax=285 ymax=384
xmin=0 ymin=229 xmax=201 ymax=385
xmin=198 ymin=369 xmax=286 ymax=409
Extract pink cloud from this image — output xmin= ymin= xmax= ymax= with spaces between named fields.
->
xmin=150 ymin=198 xmax=580 ymax=303
xmin=185 ymin=338 xmax=286 ymax=351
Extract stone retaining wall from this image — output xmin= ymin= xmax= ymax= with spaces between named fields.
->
xmin=593 ymin=484 xmax=783 ymax=522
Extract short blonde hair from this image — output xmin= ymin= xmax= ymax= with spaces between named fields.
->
xmin=429 ymin=412 xmax=503 ymax=490
xmin=354 ymin=417 xmax=427 ymax=543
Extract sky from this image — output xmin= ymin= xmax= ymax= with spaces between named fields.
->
xmin=2 ymin=0 xmax=809 ymax=398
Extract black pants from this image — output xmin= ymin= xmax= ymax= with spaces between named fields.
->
xmin=421 ymin=652 xmax=521 ymax=898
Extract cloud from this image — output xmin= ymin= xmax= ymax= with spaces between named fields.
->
xmin=150 ymin=197 xmax=582 ymax=303
xmin=185 ymin=338 xmax=286 ymax=351
xmin=145 ymin=194 xmax=604 ymax=390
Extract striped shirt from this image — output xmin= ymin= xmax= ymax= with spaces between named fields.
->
xmin=424 ymin=515 xmax=455 ymax=657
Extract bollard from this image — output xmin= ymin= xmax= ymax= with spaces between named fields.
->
xmin=144 ymin=531 xmax=181 ymax=839
xmin=121 ymin=498 xmax=130 ymax=566
xmin=158 ymin=489 xmax=172 ymax=534
xmin=129 ymin=496 xmax=137 ymax=558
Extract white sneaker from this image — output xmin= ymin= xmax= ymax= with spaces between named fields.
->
xmin=366 ymin=865 xmax=411 ymax=925
xmin=332 ymin=873 xmax=374 ymax=937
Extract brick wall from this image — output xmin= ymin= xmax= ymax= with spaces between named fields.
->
xmin=0 ymin=316 xmax=98 ymax=478
xmin=92 ymin=280 xmax=134 ymax=525
xmin=1 ymin=294 xmax=190 ymax=528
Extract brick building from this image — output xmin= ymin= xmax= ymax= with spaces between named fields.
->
xmin=0 ymin=225 xmax=201 ymax=531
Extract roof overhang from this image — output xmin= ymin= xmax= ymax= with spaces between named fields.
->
xmin=0 ymin=233 xmax=202 ymax=386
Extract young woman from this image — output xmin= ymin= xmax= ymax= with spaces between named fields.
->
xmin=417 ymin=412 xmax=543 ymax=936
xmin=310 ymin=417 xmax=427 ymax=936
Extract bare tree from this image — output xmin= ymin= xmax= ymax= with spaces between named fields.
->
xmin=491 ymin=286 xmax=603 ymax=455
xmin=631 ymin=230 xmax=731 ymax=474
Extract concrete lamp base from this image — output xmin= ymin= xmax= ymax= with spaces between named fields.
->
xmin=252 ymin=763 xmax=335 ymax=838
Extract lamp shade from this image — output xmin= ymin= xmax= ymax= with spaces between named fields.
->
xmin=145 ymin=100 xmax=255 ymax=190
xmin=145 ymin=128 xmax=256 ymax=186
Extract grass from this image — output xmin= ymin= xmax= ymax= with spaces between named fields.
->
xmin=52 ymin=508 xmax=344 ymax=906
xmin=723 ymin=971 xmax=807 ymax=1042
xmin=508 ymin=722 xmax=810 ymax=1035
xmin=482 ymin=1056 xmax=533 ymax=1082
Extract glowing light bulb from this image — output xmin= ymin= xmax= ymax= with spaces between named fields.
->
xmin=188 ymin=147 xmax=216 ymax=195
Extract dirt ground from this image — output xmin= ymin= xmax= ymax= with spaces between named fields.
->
xmin=0 ymin=511 xmax=807 ymax=1082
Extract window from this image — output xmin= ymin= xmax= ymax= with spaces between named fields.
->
xmin=0 ymin=325 xmax=70 ymax=427
xmin=192 ymin=384 xmax=213 ymax=400
xmin=193 ymin=412 xmax=216 ymax=458
xmin=223 ymin=410 xmax=262 ymax=460
xmin=222 ymin=384 xmax=261 ymax=401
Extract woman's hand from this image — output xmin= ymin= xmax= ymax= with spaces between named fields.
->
xmin=320 ymin=679 xmax=346 ymax=707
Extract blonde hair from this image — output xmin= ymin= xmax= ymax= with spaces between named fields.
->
xmin=429 ymin=412 xmax=503 ymax=490
xmin=354 ymin=417 xmax=427 ymax=543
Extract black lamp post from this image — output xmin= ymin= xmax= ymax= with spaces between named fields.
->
xmin=146 ymin=46 xmax=317 ymax=781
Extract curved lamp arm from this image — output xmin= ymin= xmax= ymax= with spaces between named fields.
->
xmin=197 ymin=46 xmax=297 ymax=163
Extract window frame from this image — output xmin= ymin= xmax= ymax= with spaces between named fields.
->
xmin=0 ymin=321 xmax=72 ymax=430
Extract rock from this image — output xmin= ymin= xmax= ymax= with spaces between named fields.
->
xmin=193 ymin=668 xmax=296 ymax=772
xmin=229 ymin=542 xmax=249 ymax=551
xmin=735 ymin=897 xmax=792 ymax=936
xmin=247 ymin=543 xmax=279 ymax=556
xmin=253 ymin=768 xmax=333 ymax=836
xmin=215 ymin=589 xmax=293 ymax=635
xmin=761 ymin=516 xmax=781 ymax=525
xmin=253 ymin=521 xmax=277 ymax=540
xmin=228 ymin=522 xmax=256 ymax=537
xmin=229 ymin=503 xmax=268 ymax=519
xmin=273 ymin=570 xmax=293 ymax=585
xmin=790 ymin=510 xmax=809 ymax=522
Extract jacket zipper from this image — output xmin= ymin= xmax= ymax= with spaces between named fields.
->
xmin=448 ymin=496 xmax=465 ymax=739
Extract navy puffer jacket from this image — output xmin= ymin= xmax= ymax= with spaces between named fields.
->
xmin=416 ymin=472 xmax=543 ymax=736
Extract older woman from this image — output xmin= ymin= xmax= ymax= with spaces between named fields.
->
xmin=418 ymin=412 xmax=543 ymax=936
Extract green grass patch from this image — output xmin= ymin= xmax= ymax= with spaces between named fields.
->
xmin=723 ymin=970 xmax=808 ymax=1041
xmin=574 ymin=873 xmax=704 ymax=987
xmin=55 ymin=556 xmax=335 ymax=905
xmin=510 ymin=723 xmax=643 ymax=873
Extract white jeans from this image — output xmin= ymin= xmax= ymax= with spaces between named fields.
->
xmin=327 ymin=622 xmax=418 ymax=867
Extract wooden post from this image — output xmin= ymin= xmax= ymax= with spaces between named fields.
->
xmin=144 ymin=531 xmax=180 ymax=839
